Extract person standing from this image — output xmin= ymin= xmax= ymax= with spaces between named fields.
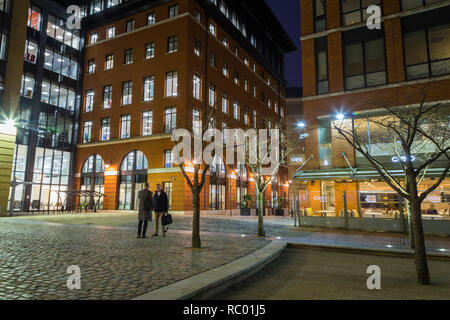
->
xmin=152 ymin=184 xmax=169 ymax=237
xmin=137 ymin=182 xmax=153 ymax=238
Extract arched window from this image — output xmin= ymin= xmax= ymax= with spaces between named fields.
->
xmin=209 ymin=155 xmax=226 ymax=210
xmin=118 ymin=150 xmax=148 ymax=210
xmin=236 ymin=161 xmax=248 ymax=205
xmin=80 ymin=154 xmax=105 ymax=209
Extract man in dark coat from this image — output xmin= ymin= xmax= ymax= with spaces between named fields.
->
xmin=152 ymin=184 xmax=169 ymax=237
xmin=137 ymin=182 xmax=153 ymax=238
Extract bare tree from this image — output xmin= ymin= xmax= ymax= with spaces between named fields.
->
xmin=333 ymin=90 xmax=450 ymax=284
xmin=176 ymin=106 xmax=217 ymax=249
xmin=244 ymin=117 xmax=298 ymax=237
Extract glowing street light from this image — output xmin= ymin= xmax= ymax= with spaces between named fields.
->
xmin=0 ymin=119 xmax=17 ymax=135
xmin=336 ymin=113 xmax=345 ymax=121
xmin=297 ymin=121 xmax=306 ymax=128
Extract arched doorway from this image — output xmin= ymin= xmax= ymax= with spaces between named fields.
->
xmin=118 ymin=150 xmax=148 ymax=210
xmin=236 ymin=161 xmax=248 ymax=205
xmin=80 ymin=154 xmax=105 ymax=209
xmin=209 ymin=155 xmax=226 ymax=210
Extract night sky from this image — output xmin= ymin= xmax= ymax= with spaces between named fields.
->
xmin=266 ymin=0 xmax=302 ymax=88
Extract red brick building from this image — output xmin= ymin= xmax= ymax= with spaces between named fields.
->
xmin=75 ymin=0 xmax=295 ymax=214
xmin=295 ymin=0 xmax=450 ymax=218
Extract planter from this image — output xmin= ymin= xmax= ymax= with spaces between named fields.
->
xmin=240 ymin=208 xmax=251 ymax=216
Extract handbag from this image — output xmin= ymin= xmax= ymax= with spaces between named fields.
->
xmin=162 ymin=212 xmax=173 ymax=226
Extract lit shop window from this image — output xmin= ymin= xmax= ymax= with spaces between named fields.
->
xmin=27 ymin=5 xmax=41 ymax=31
xmin=20 ymin=74 xmax=35 ymax=99
xmin=24 ymin=40 xmax=38 ymax=64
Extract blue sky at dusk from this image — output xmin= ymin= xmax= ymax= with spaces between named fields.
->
xmin=266 ymin=0 xmax=302 ymax=87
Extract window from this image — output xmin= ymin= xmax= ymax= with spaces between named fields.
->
xmin=165 ymin=150 xmax=174 ymax=168
xmin=24 ymin=40 xmax=38 ymax=64
xmin=274 ymin=102 xmax=278 ymax=114
xmin=0 ymin=0 xmax=10 ymax=13
xmin=103 ymin=85 xmax=112 ymax=109
xmin=122 ymin=81 xmax=132 ymax=105
xmin=343 ymin=29 xmax=386 ymax=89
xmin=209 ymin=83 xmax=216 ymax=107
xmin=169 ymin=5 xmax=178 ymax=18
xmin=252 ymin=63 xmax=256 ymax=72
xmin=244 ymin=80 xmax=249 ymax=92
xmin=341 ymin=0 xmax=381 ymax=26
xmin=105 ymin=54 xmax=114 ymax=70
xmin=234 ymin=47 xmax=238 ymax=56
xmin=107 ymin=0 xmax=122 ymax=8
xmin=168 ymin=35 xmax=178 ymax=53
xmin=193 ymin=109 xmax=201 ymax=136
xmin=90 ymin=33 xmax=98 ymax=44
xmin=267 ymin=98 xmax=271 ymax=109
xmin=244 ymin=56 xmax=249 ymax=66
xmin=403 ymin=23 xmax=450 ymax=80
xmin=244 ymin=106 xmax=249 ymax=125
xmin=234 ymin=71 xmax=239 ymax=85
xmin=46 ymin=14 xmax=81 ymax=50
xmin=253 ymin=111 xmax=257 ymax=128
xmin=124 ymin=48 xmax=133 ymax=64
xmin=146 ymin=42 xmax=155 ymax=59
xmin=314 ymin=0 xmax=326 ymax=32
xmin=90 ymin=0 xmax=104 ymax=14
xmin=43 ymin=48 xmax=79 ymax=80
xmin=253 ymin=86 xmax=257 ymax=98
xmin=165 ymin=107 xmax=177 ymax=133
xmin=142 ymin=111 xmax=153 ymax=136
xmin=195 ymin=9 xmax=201 ymax=22
xmin=193 ymin=74 xmax=201 ymax=100
xmin=101 ymin=118 xmax=111 ymax=141
xmin=194 ymin=39 xmax=201 ymax=56
xmin=222 ymin=92 xmax=228 ymax=114
xmin=222 ymin=63 xmax=228 ymax=77
xmin=315 ymin=36 xmax=329 ymax=94
xmin=41 ymin=80 xmax=76 ymax=111
xmin=209 ymin=22 xmax=216 ymax=35
xmin=126 ymin=19 xmax=135 ymax=32
xmin=209 ymin=52 xmax=216 ymax=67
xmin=166 ymin=71 xmax=178 ymax=97
xmin=318 ymin=118 xmax=332 ymax=167
xmin=222 ymin=36 xmax=228 ymax=47
xmin=27 ymin=5 xmax=42 ymax=31
xmin=88 ymin=59 xmax=96 ymax=74
xmin=400 ymin=0 xmax=441 ymax=11
xmin=147 ymin=13 xmax=156 ymax=25
xmin=85 ymin=90 xmax=94 ymax=112
xmin=233 ymin=100 xmax=239 ymax=120
xmin=82 ymin=121 xmax=93 ymax=143
xmin=120 ymin=115 xmax=131 ymax=138
xmin=107 ymin=26 xmax=116 ymax=39
xmin=143 ymin=76 xmax=155 ymax=101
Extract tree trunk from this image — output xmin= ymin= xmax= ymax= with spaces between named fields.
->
xmin=256 ymin=189 xmax=265 ymax=237
xmin=192 ymin=189 xmax=201 ymax=248
xmin=405 ymin=199 xmax=415 ymax=249
xmin=408 ymin=195 xmax=431 ymax=285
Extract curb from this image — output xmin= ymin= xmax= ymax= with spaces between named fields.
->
xmin=132 ymin=240 xmax=287 ymax=300
xmin=287 ymin=242 xmax=450 ymax=261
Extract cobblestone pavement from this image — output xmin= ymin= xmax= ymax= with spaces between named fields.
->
xmin=0 ymin=220 xmax=269 ymax=300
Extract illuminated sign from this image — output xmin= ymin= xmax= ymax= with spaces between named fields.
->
xmin=391 ymin=155 xmax=416 ymax=163
xmin=425 ymin=195 xmax=441 ymax=203
xmin=290 ymin=156 xmax=303 ymax=163
xmin=365 ymin=195 xmax=377 ymax=203
xmin=313 ymin=195 xmax=328 ymax=203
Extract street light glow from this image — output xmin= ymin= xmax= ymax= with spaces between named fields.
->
xmin=336 ymin=113 xmax=345 ymax=121
xmin=0 ymin=119 xmax=17 ymax=136
xmin=297 ymin=121 xmax=305 ymax=128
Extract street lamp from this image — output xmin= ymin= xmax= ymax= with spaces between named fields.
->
xmin=0 ymin=119 xmax=17 ymax=136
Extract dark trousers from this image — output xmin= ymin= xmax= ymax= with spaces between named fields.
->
xmin=138 ymin=220 xmax=148 ymax=236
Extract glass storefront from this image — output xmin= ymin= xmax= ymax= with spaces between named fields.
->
xmin=118 ymin=151 xmax=148 ymax=210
